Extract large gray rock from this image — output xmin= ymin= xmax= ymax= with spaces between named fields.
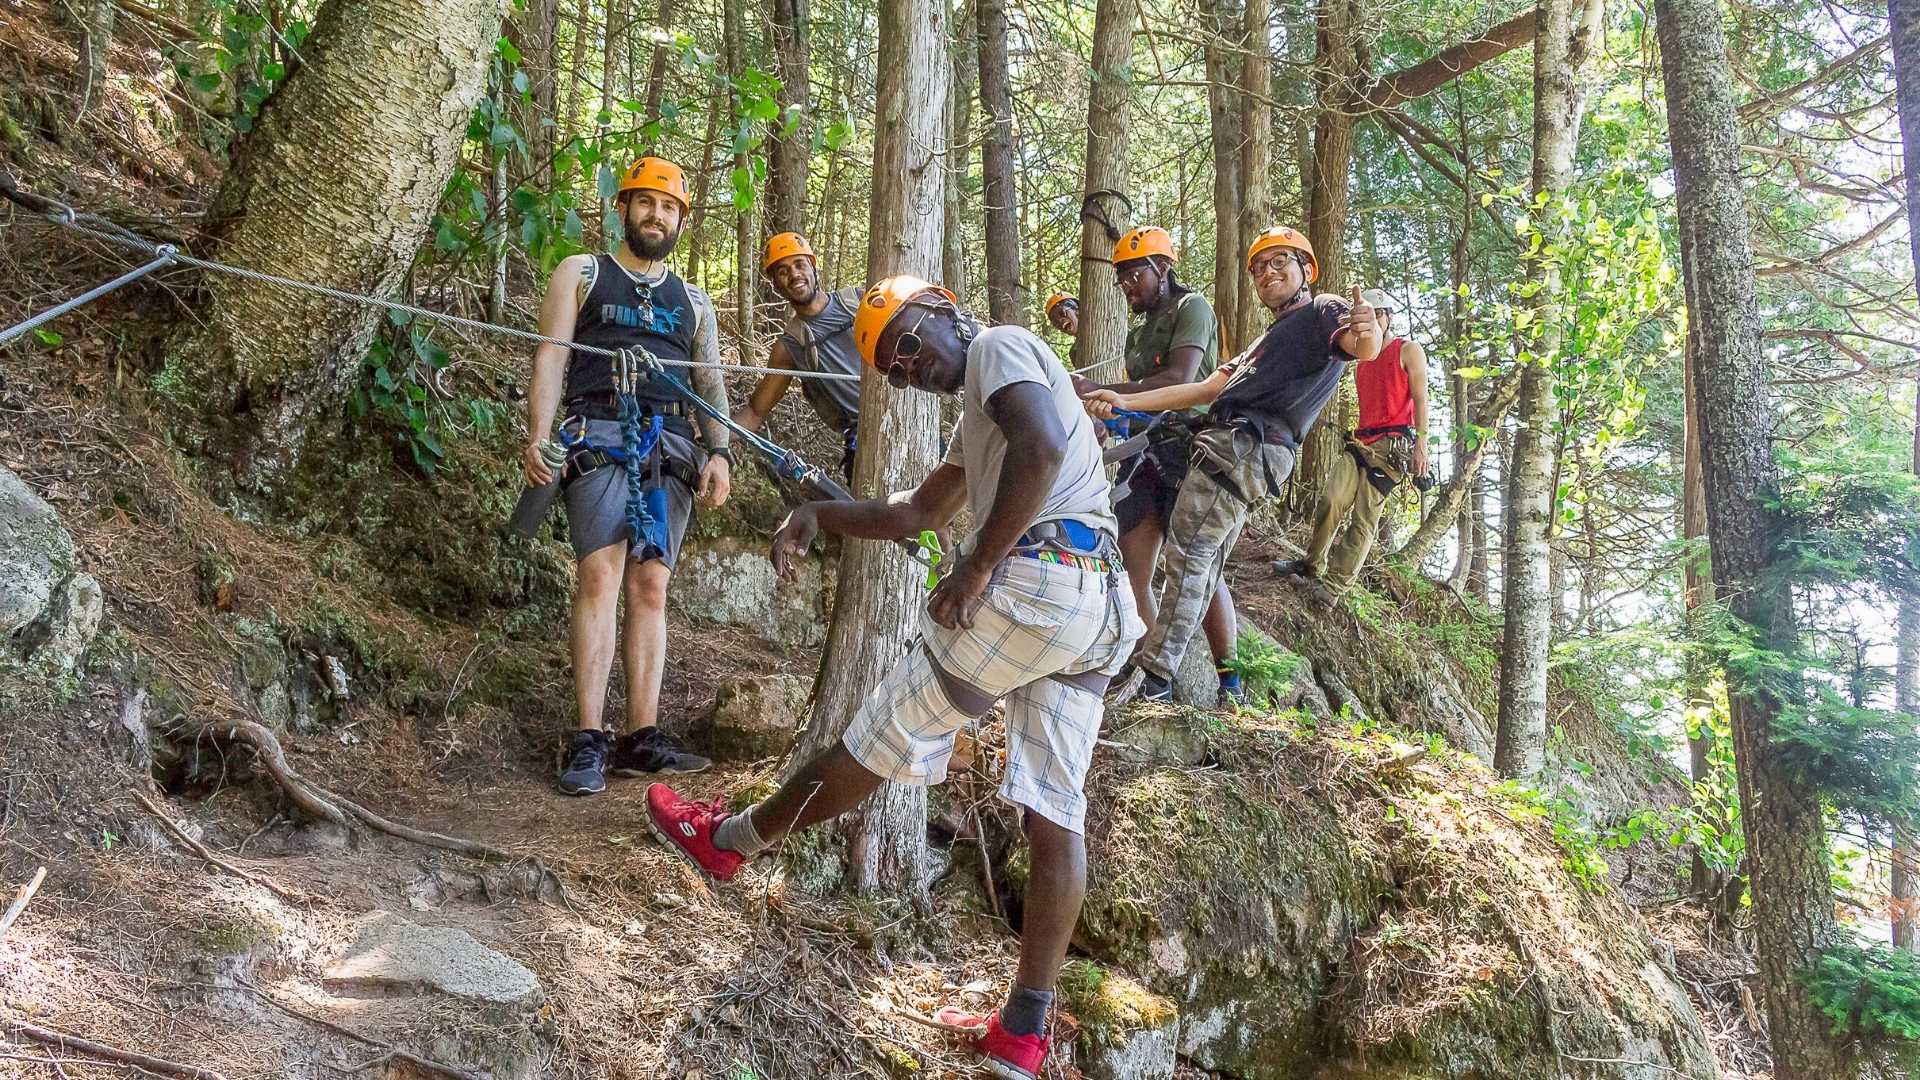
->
xmin=324 ymin=912 xmax=543 ymax=1009
xmin=672 ymin=537 xmax=830 ymax=648
xmin=0 ymin=466 xmax=103 ymax=673
xmin=695 ymin=673 xmax=811 ymax=761
xmin=1059 ymin=962 xmax=1180 ymax=1080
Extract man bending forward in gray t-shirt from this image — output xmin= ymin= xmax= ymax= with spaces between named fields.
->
xmin=646 ymin=275 xmax=1144 ymax=1080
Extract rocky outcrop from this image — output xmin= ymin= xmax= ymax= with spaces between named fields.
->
xmin=324 ymin=911 xmax=544 ymax=1009
xmin=693 ymin=673 xmax=813 ymax=761
xmin=0 ymin=465 xmax=102 ymax=674
xmin=1046 ymin=717 xmax=1721 ymax=1080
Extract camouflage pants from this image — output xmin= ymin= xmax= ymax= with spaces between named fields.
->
xmin=1136 ymin=426 xmax=1295 ymax=681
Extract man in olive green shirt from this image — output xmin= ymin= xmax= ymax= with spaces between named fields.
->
xmin=1072 ymin=226 xmax=1242 ymax=703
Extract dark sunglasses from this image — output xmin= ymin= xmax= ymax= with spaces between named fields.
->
xmin=882 ymin=306 xmax=939 ymax=388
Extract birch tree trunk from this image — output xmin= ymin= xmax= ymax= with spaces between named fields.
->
xmin=785 ymin=0 xmax=948 ymax=898
xmin=978 ymin=0 xmax=1023 ymax=325
xmin=1071 ymin=0 xmax=1133 ymax=373
xmin=1661 ymin=0 xmax=1885 ymax=1070
xmin=172 ymin=0 xmax=504 ymax=496
xmin=1493 ymin=0 xmax=1600 ymax=779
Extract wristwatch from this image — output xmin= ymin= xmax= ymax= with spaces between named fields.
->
xmin=708 ymin=445 xmax=735 ymax=465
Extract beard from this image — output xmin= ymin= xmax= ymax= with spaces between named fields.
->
xmin=624 ymin=216 xmax=682 ymax=261
xmin=781 ymin=268 xmax=820 ymax=307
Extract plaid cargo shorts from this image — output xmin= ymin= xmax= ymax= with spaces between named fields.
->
xmin=841 ymin=555 xmax=1144 ymax=834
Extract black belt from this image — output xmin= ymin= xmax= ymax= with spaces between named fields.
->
xmin=1353 ymin=424 xmax=1414 ymax=441
xmin=567 ymin=393 xmax=690 ymax=422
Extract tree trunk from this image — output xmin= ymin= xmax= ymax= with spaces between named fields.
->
xmin=721 ymin=0 xmax=755 ymax=338
xmin=1493 ymin=0 xmax=1598 ymax=780
xmin=641 ymin=0 xmax=674 ymax=143
xmin=508 ymin=0 xmax=559 ymax=185
xmin=1204 ymin=0 xmax=1245 ymax=351
xmin=65 ymin=0 xmax=116 ymax=117
xmin=561 ymin=0 xmax=593 ymax=142
xmin=1305 ymin=0 xmax=1358 ymax=296
xmin=1681 ymin=331 xmax=1720 ymax=896
xmin=765 ymin=0 xmax=810 ymax=234
xmin=944 ymin=0 xmax=976 ymax=292
xmin=1396 ymin=365 xmax=1523 ymax=568
xmin=599 ymin=0 xmax=622 ymax=124
xmin=1887 ymin=0 xmax=1920 ymax=954
xmin=977 ymin=0 xmax=1022 ymax=324
xmin=1070 ymin=0 xmax=1133 ymax=372
xmin=786 ymin=0 xmax=949 ymax=898
xmin=1661 ymin=0 xmax=1875 ymax=1071
xmin=684 ymin=89 xmax=722 ymax=284
xmin=173 ymin=0 xmax=503 ymax=494
xmin=1236 ymin=0 xmax=1271 ymax=349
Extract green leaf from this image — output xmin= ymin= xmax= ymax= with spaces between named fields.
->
xmin=1454 ymin=366 xmax=1487 ymax=379
xmin=495 ymin=36 xmax=523 ymax=64
xmin=191 ymin=72 xmax=222 ymax=92
xmin=512 ymin=70 xmax=529 ymax=94
xmin=387 ymin=307 xmax=413 ymax=327
xmin=490 ymin=122 xmax=517 ymax=147
xmin=262 ymin=60 xmax=286 ymax=81
xmin=31 ymin=327 xmax=62 ymax=346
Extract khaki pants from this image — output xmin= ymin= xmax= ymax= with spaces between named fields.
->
xmin=1136 ymin=426 xmax=1293 ymax=682
xmin=1305 ymin=434 xmax=1412 ymax=589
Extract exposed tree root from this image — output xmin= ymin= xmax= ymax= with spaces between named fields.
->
xmin=130 ymin=788 xmax=314 ymax=905
xmin=4 ymin=1017 xmax=230 ymax=1080
xmin=173 ymin=717 xmax=567 ymax=904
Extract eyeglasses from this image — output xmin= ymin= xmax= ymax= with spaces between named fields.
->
xmin=1114 ymin=265 xmax=1151 ymax=289
xmin=1250 ymin=257 xmax=1293 ymax=281
xmin=882 ymin=306 xmax=938 ymax=389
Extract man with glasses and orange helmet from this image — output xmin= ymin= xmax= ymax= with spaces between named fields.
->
xmin=731 ymin=232 xmax=867 ymax=478
xmin=1044 ymin=292 xmax=1079 ymax=337
xmin=520 ymin=156 xmax=733 ymax=796
xmin=1074 ymin=226 xmax=1243 ymax=704
xmin=1086 ymin=226 xmax=1385 ymax=703
xmin=646 ymin=275 xmax=1143 ymax=1080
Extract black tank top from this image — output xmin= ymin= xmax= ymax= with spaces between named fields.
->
xmin=566 ymin=254 xmax=697 ymax=410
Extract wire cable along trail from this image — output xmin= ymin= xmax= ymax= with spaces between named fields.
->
xmin=0 ymin=174 xmax=932 ymax=564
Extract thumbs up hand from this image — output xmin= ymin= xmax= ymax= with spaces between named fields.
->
xmin=1348 ymin=286 xmax=1377 ymax=338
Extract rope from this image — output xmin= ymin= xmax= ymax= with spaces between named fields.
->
xmin=0 ymin=176 xmax=860 ymax=384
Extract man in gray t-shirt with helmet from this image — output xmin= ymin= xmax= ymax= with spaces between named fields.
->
xmin=731 ymin=231 xmax=866 ymax=478
xmin=646 ymin=274 xmax=1143 ymax=1080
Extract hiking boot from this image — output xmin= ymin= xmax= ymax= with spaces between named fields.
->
xmin=1307 ymin=581 xmax=1340 ymax=608
xmin=644 ymin=783 xmax=745 ymax=881
xmin=932 ymin=1007 xmax=1049 ymax=1080
xmin=611 ymin=726 xmax=713 ymax=776
xmin=557 ymin=729 xmax=611 ymax=796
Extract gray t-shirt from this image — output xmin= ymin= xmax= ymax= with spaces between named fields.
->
xmin=943 ymin=325 xmax=1117 ymax=557
xmin=778 ymin=287 xmax=863 ymax=432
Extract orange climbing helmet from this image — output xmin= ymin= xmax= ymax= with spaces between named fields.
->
xmin=852 ymin=274 xmax=958 ymax=368
xmin=1245 ymin=225 xmax=1317 ymax=283
xmin=1112 ymin=226 xmax=1177 ymax=266
xmin=763 ymin=232 xmax=816 ymax=272
xmin=618 ymin=157 xmax=689 ymax=210
xmin=1045 ymin=292 xmax=1077 ymax=315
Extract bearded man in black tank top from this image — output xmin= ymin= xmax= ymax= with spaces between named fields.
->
xmin=519 ymin=157 xmax=734 ymax=795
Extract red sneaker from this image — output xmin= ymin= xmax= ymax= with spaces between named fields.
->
xmin=932 ymin=1006 xmax=1049 ymax=1080
xmin=644 ymin=783 xmax=745 ymax=882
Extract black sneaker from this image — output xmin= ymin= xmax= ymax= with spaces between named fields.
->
xmin=1137 ymin=672 xmax=1174 ymax=703
xmin=1105 ymin=664 xmax=1139 ymax=700
xmin=611 ymin=727 xmax=713 ymax=776
xmin=1273 ymin=558 xmax=1316 ymax=580
xmin=558 ymin=729 xmax=611 ymax=796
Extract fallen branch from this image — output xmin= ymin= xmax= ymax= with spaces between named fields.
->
xmin=130 ymin=790 xmax=312 ymax=905
xmin=0 ymin=867 xmax=47 ymax=940
xmin=3 ymin=1017 xmax=229 ymax=1080
xmin=176 ymin=980 xmax=484 ymax=1080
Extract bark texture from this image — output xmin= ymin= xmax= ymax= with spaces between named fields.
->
xmin=786 ymin=0 xmax=949 ymax=898
xmin=179 ymin=0 xmax=505 ymax=492
xmin=1493 ymin=0 xmax=1599 ymax=779
xmin=765 ymin=0 xmax=811 ymax=234
xmin=1661 ymin=0 xmax=1881 ymax=1070
xmin=1070 ymin=0 xmax=1133 ymax=373
xmin=978 ymin=0 xmax=1022 ymax=325
xmin=1204 ymin=0 xmax=1245 ymax=350
xmin=1236 ymin=0 xmax=1271 ymax=348
xmin=722 ymin=0 xmax=756 ymax=336
xmin=1891 ymin=0 xmax=1920 ymax=953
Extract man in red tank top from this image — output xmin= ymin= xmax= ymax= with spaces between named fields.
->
xmin=1280 ymin=289 xmax=1430 ymax=597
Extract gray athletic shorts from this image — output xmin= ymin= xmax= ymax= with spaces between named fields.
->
xmin=561 ymin=418 xmax=702 ymax=567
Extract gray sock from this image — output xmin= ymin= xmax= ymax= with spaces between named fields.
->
xmin=999 ymin=984 xmax=1053 ymax=1038
xmin=713 ymin=807 xmax=769 ymax=857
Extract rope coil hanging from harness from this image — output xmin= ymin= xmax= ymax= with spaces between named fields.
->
xmin=615 ymin=347 xmax=671 ymax=562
